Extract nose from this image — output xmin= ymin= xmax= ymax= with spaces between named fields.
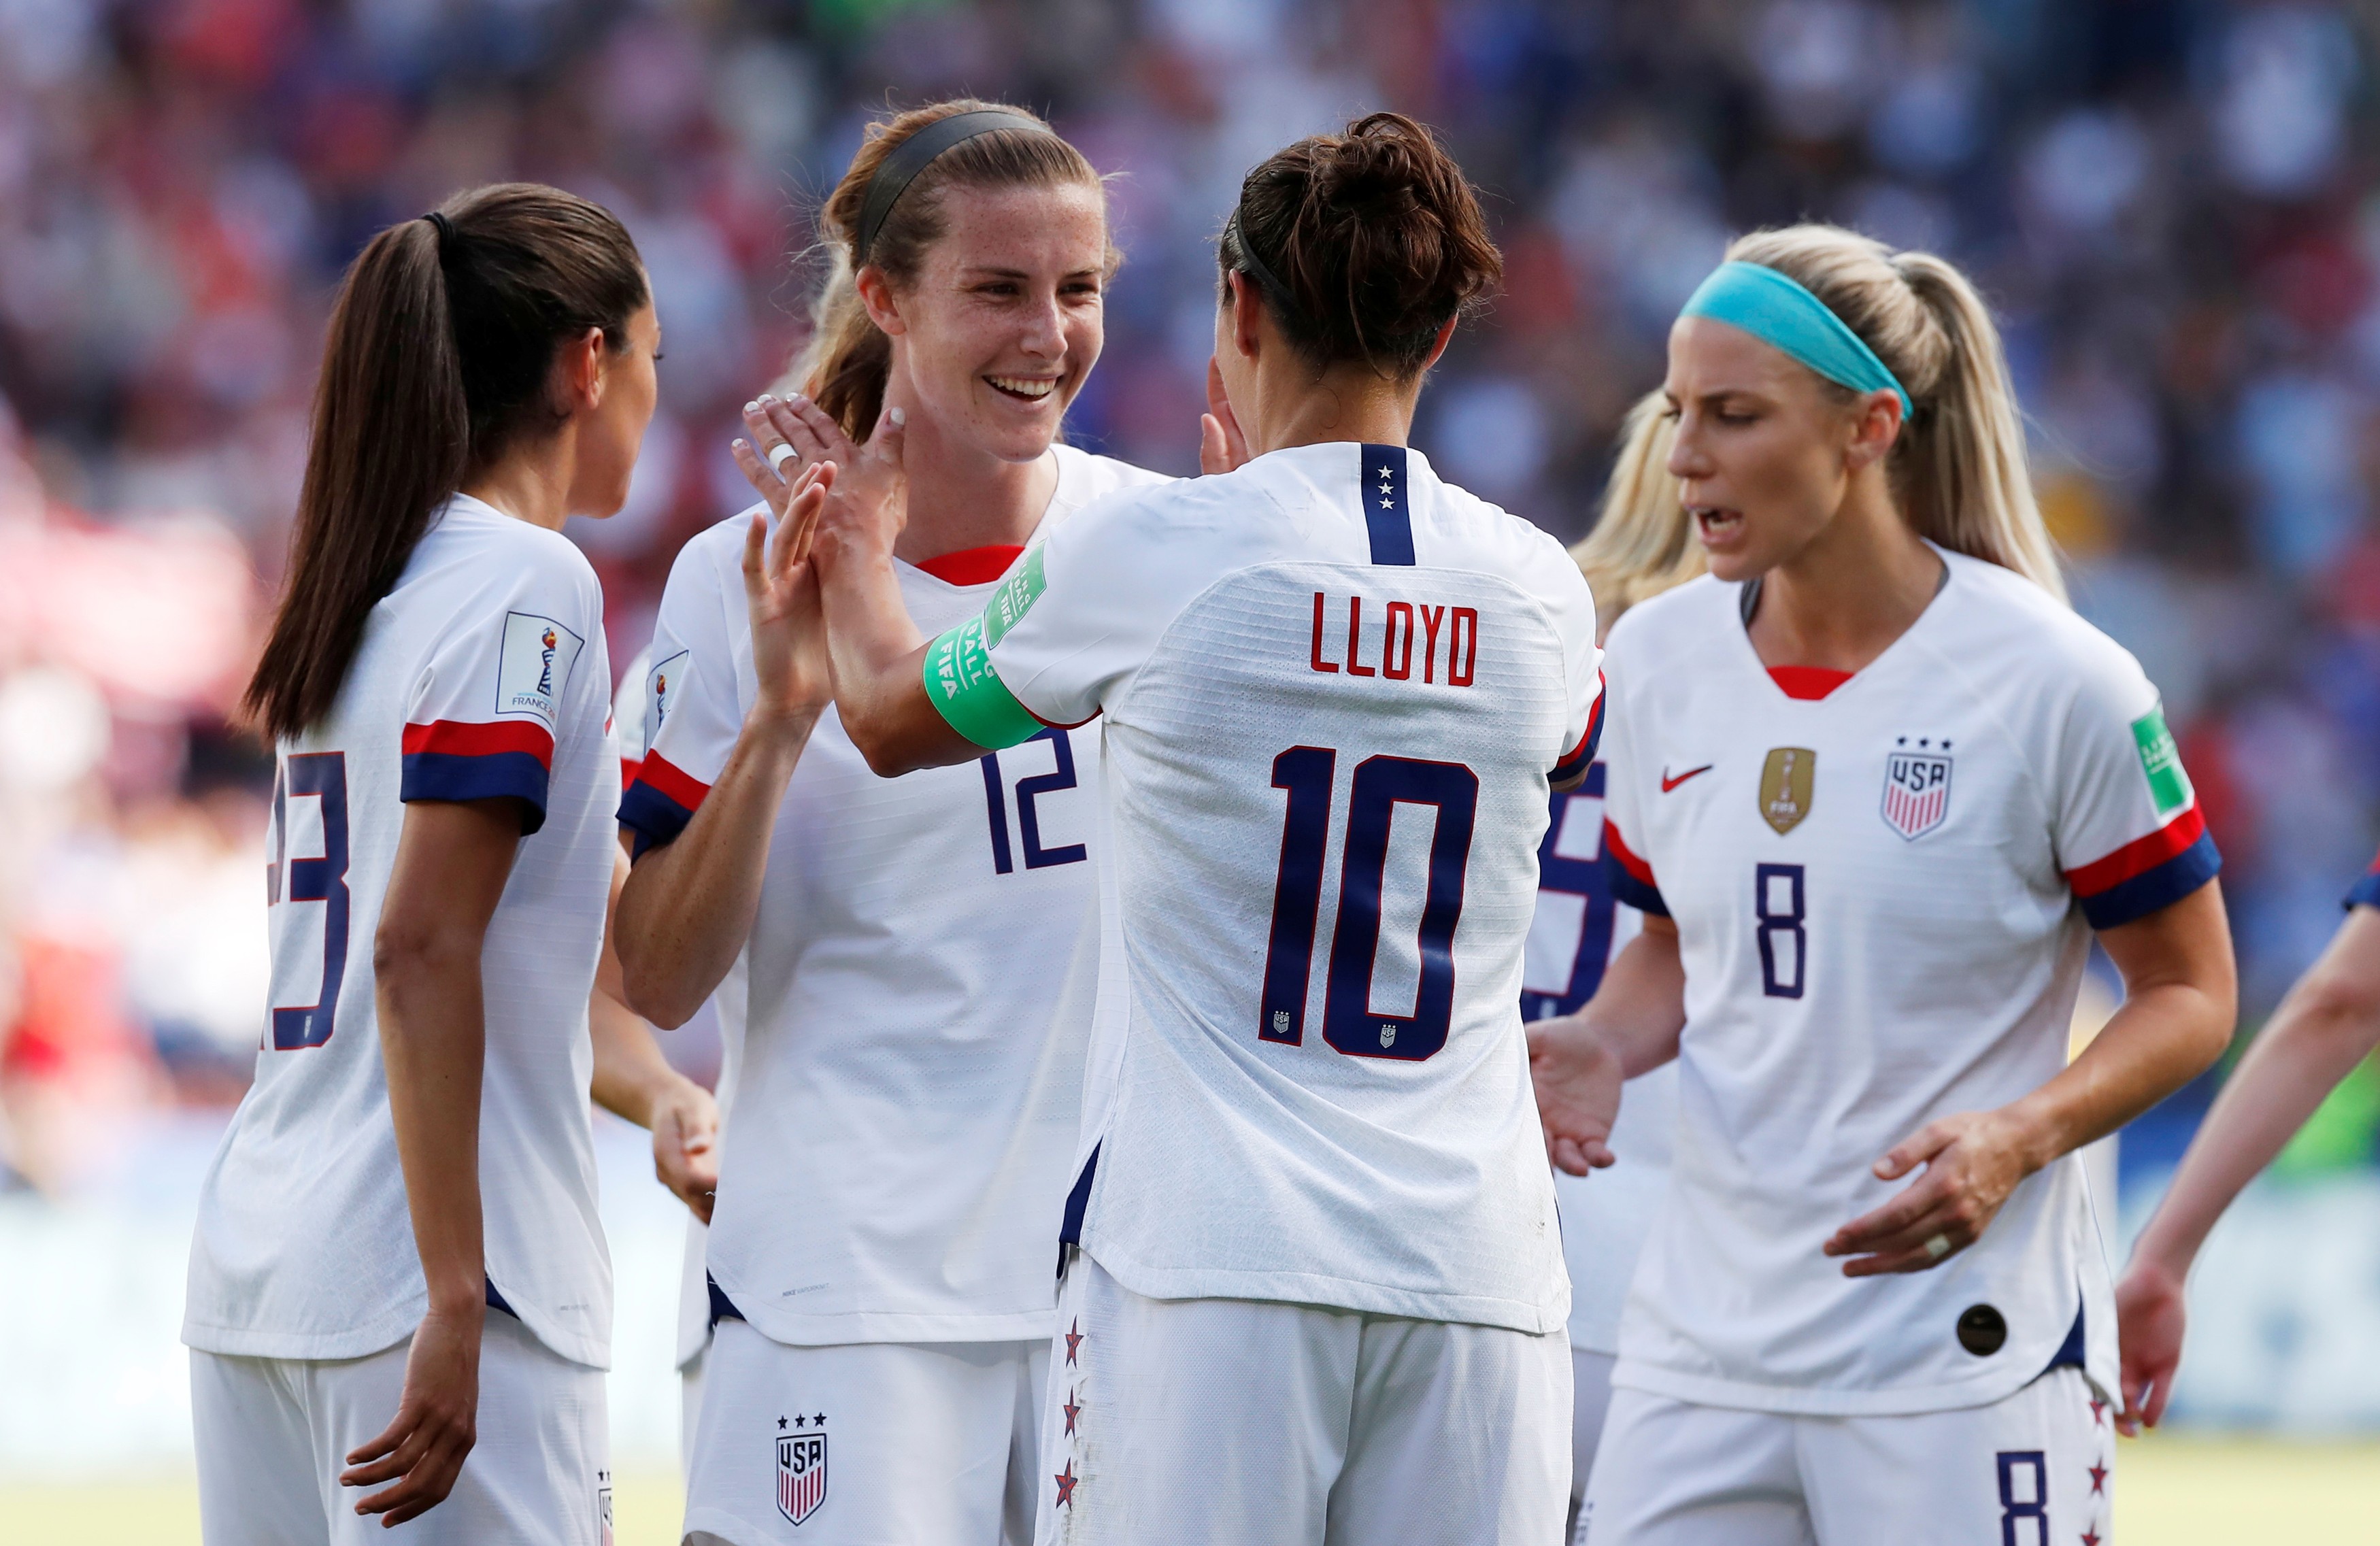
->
xmin=1018 ymin=290 xmax=1064 ymax=361
xmin=1665 ymin=417 xmax=1707 ymax=484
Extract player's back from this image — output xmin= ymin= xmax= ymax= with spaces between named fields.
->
xmin=990 ymin=442 xmax=1600 ymax=1333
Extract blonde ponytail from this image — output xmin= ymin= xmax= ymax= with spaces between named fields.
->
xmin=1571 ymin=390 xmax=1704 ymax=632
xmin=1724 ymin=225 xmax=2065 ymax=602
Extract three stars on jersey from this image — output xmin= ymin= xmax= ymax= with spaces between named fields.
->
xmin=774 ymin=1411 xmax=828 ymax=1527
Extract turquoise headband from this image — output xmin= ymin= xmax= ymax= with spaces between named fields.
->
xmin=1679 ymin=261 xmax=1912 ymax=418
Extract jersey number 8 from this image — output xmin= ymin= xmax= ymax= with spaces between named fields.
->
xmin=1259 ymin=746 xmax=1479 ymax=1062
xmin=1756 ymin=861 xmax=1807 ymax=999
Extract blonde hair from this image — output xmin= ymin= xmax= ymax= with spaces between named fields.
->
xmin=788 ymin=99 xmax=1112 ymax=439
xmin=1571 ymin=390 xmax=1705 ymax=633
xmin=1633 ymin=222 xmax=2064 ymax=601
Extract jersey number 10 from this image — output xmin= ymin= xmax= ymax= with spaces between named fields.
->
xmin=1259 ymin=746 xmax=1479 ymax=1062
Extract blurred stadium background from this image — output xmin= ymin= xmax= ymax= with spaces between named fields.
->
xmin=3 ymin=0 xmax=2380 ymax=1537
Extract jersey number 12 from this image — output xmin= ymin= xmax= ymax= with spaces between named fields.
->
xmin=1259 ymin=746 xmax=1478 ymax=1062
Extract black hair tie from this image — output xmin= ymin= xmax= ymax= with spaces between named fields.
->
xmin=423 ymin=210 xmax=455 ymax=250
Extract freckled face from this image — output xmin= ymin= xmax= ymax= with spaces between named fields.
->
xmin=882 ymin=181 xmax=1109 ymax=463
xmin=569 ymin=299 xmax=661 ymax=519
xmin=1662 ymin=316 xmax=1864 ymax=582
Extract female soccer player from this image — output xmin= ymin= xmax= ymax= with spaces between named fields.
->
xmin=756 ymin=111 xmax=1599 ymax=1545
xmin=183 ymin=184 xmax=656 ymax=1542
xmin=2115 ymin=854 xmax=2380 ymax=1431
xmin=1528 ymin=226 xmax=2238 ymax=1546
xmin=1529 ymin=391 xmax=1697 ymax=1540
xmin=611 ymin=101 xmax=1162 ymax=1545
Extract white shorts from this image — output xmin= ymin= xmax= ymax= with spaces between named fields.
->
xmin=1036 ymin=1251 xmax=1570 ymax=1546
xmin=190 ymin=1309 xmax=609 ymax=1546
xmin=1566 ymin=1347 xmax=1618 ymax=1543
xmin=684 ymin=1317 xmax=1045 ymax=1546
xmin=1581 ymin=1366 xmax=2113 ymax=1546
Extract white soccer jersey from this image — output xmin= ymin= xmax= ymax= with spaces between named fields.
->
xmin=618 ymin=444 xmax=1163 ymax=1347
xmin=186 ymin=494 xmax=617 ymax=1368
xmin=940 ymin=442 xmax=1603 ymax=1333
xmin=1597 ymin=547 xmax=2220 ymax=1416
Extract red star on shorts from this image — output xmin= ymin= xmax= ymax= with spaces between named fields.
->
xmin=1054 ymin=1460 xmax=1079 ymax=1508
xmin=2080 ymin=1527 xmax=2100 ymax=1546
xmin=2088 ymin=1460 xmax=2107 ymax=1495
xmin=1064 ymin=1317 xmax=1086 ymax=1366
xmin=1064 ymin=1388 xmax=1082 ymax=1436
xmin=2088 ymin=1396 xmax=2107 ymax=1428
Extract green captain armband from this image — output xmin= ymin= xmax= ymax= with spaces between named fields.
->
xmin=923 ymin=616 xmax=1043 ymax=750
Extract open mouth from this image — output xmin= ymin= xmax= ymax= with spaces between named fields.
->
xmin=986 ymin=374 xmax=1060 ymax=403
xmin=1690 ymin=505 xmax=1744 ymax=542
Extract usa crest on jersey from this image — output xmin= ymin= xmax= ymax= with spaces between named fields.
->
xmin=777 ymin=1422 xmax=827 ymax=1526
xmin=1881 ymin=740 xmax=1952 ymax=839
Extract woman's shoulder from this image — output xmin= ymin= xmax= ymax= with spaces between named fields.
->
xmin=1603 ymin=573 xmax=1734 ymax=654
xmin=1049 ymin=443 xmax=1176 ymax=515
xmin=1937 ymin=551 xmax=2143 ymax=686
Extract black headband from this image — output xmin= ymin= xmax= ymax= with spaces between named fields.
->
xmin=422 ymin=210 xmax=454 ymax=251
xmin=1222 ymin=206 xmax=1454 ymax=354
xmin=853 ymin=110 xmax=1054 ymax=266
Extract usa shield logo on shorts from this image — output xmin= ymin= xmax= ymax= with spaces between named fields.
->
xmin=1881 ymin=743 xmax=1952 ymax=839
xmin=777 ymin=1424 xmax=826 ymax=1526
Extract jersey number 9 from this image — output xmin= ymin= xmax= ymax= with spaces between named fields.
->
xmin=1259 ymin=747 xmax=1479 ymax=1062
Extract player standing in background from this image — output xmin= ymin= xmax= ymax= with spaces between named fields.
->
xmin=612 ymin=101 xmax=1162 ymax=1546
xmin=183 ymin=185 xmax=656 ymax=1542
xmin=2115 ymin=852 xmax=2380 ymax=1431
xmin=1530 ymin=226 xmax=2237 ymax=1546
xmin=1528 ymin=391 xmax=1699 ymax=1541
xmin=760 ymin=112 xmax=1599 ymax=1545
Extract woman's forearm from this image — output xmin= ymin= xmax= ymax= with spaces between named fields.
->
xmin=589 ymin=982 xmax=689 ymax=1128
xmin=2006 ymin=883 xmax=2236 ymax=1177
xmin=377 ymin=943 xmax=488 ymax=1313
xmin=616 ymin=708 xmax=817 ymax=1028
xmin=814 ymin=539 xmax=954 ymax=776
xmin=1582 ymin=920 xmax=1689 ymax=1076
xmin=2131 ymin=907 xmax=2380 ymax=1276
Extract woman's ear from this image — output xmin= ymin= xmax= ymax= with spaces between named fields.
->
xmin=557 ymin=326 xmax=608 ymax=413
xmin=1844 ymin=391 xmax=1903 ymax=473
xmin=1225 ymin=271 xmax=1264 ymax=362
xmin=856 ymin=266 xmax=907 ymax=337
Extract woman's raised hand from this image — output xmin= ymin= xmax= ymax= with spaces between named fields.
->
xmin=748 ymin=394 xmax=909 ymax=572
xmin=731 ymin=402 xmax=833 ymax=720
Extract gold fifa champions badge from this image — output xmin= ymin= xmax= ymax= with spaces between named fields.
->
xmin=1760 ymin=747 xmax=1816 ymax=834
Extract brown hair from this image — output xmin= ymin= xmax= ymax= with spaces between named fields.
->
xmin=792 ymin=99 xmax=1111 ymax=439
xmin=1219 ymin=112 xmax=1501 ymax=380
xmin=244 ymin=184 xmax=648 ymax=741
xmin=1572 ymin=390 xmax=1704 ymax=633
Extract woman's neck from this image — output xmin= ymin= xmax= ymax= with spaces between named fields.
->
xmin=882 ymin=384 xmax=1059 ymax=565
xmin=1249 ymin=362 xmax=1419 ymax=455
xmin=1747 ymin=477 xmax=1944 ymax=673
xmin=460 ymin=433 xmax=575 ymax=533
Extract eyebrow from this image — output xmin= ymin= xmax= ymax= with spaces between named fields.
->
xmin=955 ymin=265 xmax=1104 ymax=281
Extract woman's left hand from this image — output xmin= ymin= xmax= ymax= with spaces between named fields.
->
xmin=1822 ymin=1108 xmax=2037 ymax=1275
xmin=750 ymin=394 xmax=908 ymax=572
xmin=649 ymin=1076 xmax=722 ymax=1225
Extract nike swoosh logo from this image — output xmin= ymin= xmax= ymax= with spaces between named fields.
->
xmin=1661 ymin=764 xmax=1714 ymax=793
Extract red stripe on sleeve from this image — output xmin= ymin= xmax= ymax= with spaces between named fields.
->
xmin=2064 ymin=805 xmax=2207 ymax=898
xmin=1556 ymin=677 xmax=1606 ymax=768
xmin=633 ymin=751 xmax=713 ymax=812
xmin=1603 ymin=818 xmax=1656 ymax=886
xmin=401 ymin=719 xmax=555 ymax=769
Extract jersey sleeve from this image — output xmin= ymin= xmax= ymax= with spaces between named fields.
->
xmin=1542 ymin=555 xmax=1605 ymax=784
xmin=1593 ymin=647 xmax=1667 ymax=918
xmin=618 ymin=530 xmax=748 ymax=857
xmin=613 ymin=645 xmax=652 ymax=790
xmin=399 ymin=546 xmax=601 ymax=836
xmin=922 ymin=493 xmax=1175 ymax=750
xmin=2050 ymin=649 xmax=2221 ymax=930
xmin=2348 ymin=847 xmax=2380 ymax=911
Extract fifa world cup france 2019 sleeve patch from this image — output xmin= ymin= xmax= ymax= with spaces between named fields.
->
xmin=496 ymin=610 xmax=586 ymax=728
xmin=922 ymin=547 xmax=1050 ymax=752
xmin=2063 ymin=705 xmax=2222 ymax=930
xmin=1600 ymin=818 xmax=1669 ymax=918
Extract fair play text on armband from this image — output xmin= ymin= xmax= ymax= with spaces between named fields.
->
xmin=923 ymin=615 xmax=1043 ymax=750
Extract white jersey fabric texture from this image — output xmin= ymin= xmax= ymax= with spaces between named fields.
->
xmin=1037 ymin=1254 xmax=1569 ymax=1546
xmin=1581 ymin=1368 xmax=2114 ymax=1546
xmin=977 ymin=442 xmax=1603 ymax=1332
xmin=1597 ymin=548 xmax=2219 ymax=1416
xmin=185 ymin=494 xmax=616 ymax=1368
xmin=618 ymin=443 xmax=1163 ymax=1347
xmin=190 ymin=1312 xmax=610 ymax=1546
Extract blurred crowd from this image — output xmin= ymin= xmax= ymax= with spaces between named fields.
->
xmin=2 ymin=0 xmax=2378 ymax=1193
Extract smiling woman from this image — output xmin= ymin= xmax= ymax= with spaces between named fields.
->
xmin=605 ymin=99 xmax=1167 ymax=1546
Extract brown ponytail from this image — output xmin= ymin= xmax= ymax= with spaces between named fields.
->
xmin=790 ymin=100 xmax=1111 ymax=440
xmin=244 ymin=184 xmax=647 ymax=741
xmin=1220 ymin=112 xmax=1501 ymax=380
